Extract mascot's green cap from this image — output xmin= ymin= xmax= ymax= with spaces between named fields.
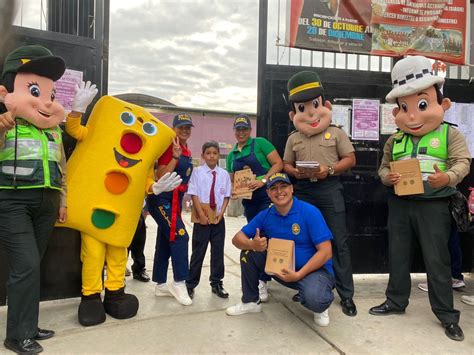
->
xmin=287 ymin=70 xmax=324 ymax=103
xmin=2 ymin=45 xmax=66 ymax=81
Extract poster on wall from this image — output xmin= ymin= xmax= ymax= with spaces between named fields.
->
xmin=352 ymin=99 xmax=380 ymax=141
xmin=285 ymin=0 xmax=470 ymax=65
xmin=332 ymin=105 xmax=351 ymax=136
xmin=380 ymin=103 xmax=397 ymax=135
xmin=55 ymin=69 xmax=83 ymax=114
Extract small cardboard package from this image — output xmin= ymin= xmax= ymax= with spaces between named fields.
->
xmin=232 ymin=168 xmax=255 ymax=199
xmin=191 ymin=203 xmax=217 ymax=224
xmin=389 ymin=158 xmax=424 ymax=196
xmin=264 ymin=238 xmax=295 ymax=275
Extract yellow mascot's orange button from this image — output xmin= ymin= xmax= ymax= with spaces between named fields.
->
xmin=105 ymin=172 xmax=129 ymax=194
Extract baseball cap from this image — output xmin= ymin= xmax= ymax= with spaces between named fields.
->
xmin=233 ymin=114 xmax=251 ymax=129
xmin=287 ymin=70 xmax=324 ymax=103
xmin=2 ymin=45 xmax=66 ymax=81
xmin=172 ymin=113 xmax=194 ymax=128
xmin=266 ymin=172 xmax=291 ymax=189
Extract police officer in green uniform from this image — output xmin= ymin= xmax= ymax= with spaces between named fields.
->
xmin=0 ymin=45 xmax=68 ymax=354
xmin=369 ymin=56 xmax=470 ymax=342
xmin=283 ymin=71 xmax=358 ymax=317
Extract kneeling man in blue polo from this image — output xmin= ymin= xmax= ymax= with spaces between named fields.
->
xmin=226 ymin=173 xmax=335 ymax=326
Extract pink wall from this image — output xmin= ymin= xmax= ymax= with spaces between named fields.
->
xmin=151 ymin=112 xmax=256 ymax=163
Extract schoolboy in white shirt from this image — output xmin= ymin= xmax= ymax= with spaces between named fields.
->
xmin=186 ymin=141 xmax=232 ymax=298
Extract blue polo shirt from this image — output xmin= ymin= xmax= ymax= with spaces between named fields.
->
xmin=241 ymin=197 xmax=334 ymax=274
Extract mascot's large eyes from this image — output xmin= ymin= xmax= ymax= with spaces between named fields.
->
xmin=401 ymin=103 xmax=408 ymax=113
xmin=418 ymin=99 xmax=428 ymax=111
xmin=297 ymin=104 xmax=305 ymax=113
xmin=312 ymin=99 xmax=320 ymax=109
xmin=51 ymin=92 xmax=55 ymax=101
xmin=29 ymin=84 xmax=40 ymax=97
xmin=120 ymin=112 xmax=136 ymax=126
xmin=142 ymin=122 xmax=158 ymax=136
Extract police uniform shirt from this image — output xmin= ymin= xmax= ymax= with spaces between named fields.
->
xmin=283 ymin=126 xmax=355 ymax=172
xmin=241 ymin=197 xmax=334 ymax=274
xmin=378 ymin=126 xmax=471 ymax=186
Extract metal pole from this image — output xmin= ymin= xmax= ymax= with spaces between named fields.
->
xmin=257 ymin=0 xmax=268 ymax=137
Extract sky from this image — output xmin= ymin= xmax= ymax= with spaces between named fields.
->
xmin=12 ymin=0 xmax=261 ymax=113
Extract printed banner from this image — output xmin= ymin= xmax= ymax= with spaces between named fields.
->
xmin=285 ymin=0 xmax=470 ymax=65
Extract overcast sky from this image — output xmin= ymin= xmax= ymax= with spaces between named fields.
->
xmin=13 ymin=0 xmax=260 ymax=113
xmin=108 ymin=0 xmax=259 ymax=112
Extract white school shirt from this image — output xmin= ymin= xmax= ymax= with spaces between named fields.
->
xmin=187 ymin=163 xmax=231 ymax=214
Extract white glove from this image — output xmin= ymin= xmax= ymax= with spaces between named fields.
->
xmin=72 ymin=81 xmax=98 ymax=113
xmin=152 ymin=172 xmax=182 ymax=195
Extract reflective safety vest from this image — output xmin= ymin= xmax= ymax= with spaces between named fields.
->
xmin=391 ymin=123 xmax=455 ymax=198
xmin=0 ymin=119 xmax=63 ymax=190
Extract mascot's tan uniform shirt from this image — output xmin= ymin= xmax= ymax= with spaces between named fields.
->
xmin=378 ymin=127 xmax=471 ymax=187
xmin=284 ymin=126 xmax=354 ymax=171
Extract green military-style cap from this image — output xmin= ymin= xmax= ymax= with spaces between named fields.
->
xmin=2 ymin=45 xmax=66 ymax=81
xmin=287 ymin=70 xmax=324 ymax=103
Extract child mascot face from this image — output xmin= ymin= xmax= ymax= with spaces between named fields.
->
xmin=288 ymin=70 xmax=332 ymax=137
xmin=386 ymin=56 xmax=451 ymax=137
xmin=0 ymin=45 xmax=66 ymax=129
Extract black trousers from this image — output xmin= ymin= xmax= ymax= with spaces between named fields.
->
xmin=295 ymin=178 xmax=355 ymax=300
xmin=186 ymin=218 xmax=226 ymax=289
xmin=385 ymin=195 xmax=460 ymax=324
xmin=0 ymin=189 xmax=59 ymax=340
xmin=128 ymin=214 xmax=146 ymax=274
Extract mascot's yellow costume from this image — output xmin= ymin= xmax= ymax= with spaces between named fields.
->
xmin=60 ymin=85 xmax=180 ymax=326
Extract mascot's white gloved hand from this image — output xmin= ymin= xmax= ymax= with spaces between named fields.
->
xmin=72 ymin=81 xmax=98 ymax=113
xmin=152 ymin=172 xmax=182 ymax=195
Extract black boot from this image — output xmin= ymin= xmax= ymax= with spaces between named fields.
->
xmin=103 ymin=287 xmax=139 ymax=319
xmin=78 ymin=293 xmax=106 ymax=326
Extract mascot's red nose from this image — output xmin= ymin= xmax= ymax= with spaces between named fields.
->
xmin=120 ymin=132 xmax=142 ymax=154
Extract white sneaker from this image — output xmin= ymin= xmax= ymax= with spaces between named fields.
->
xmin=418 ymin=278 xmax=466 ymax=292
xmin=461 ymin=295 xmax=474 ymax=306
xmin=155 ymin=283 xmax=172 ymax=297
xmin=417 ymin=282 xmax=428 ymax=292
xmin=226 ymin=301 xmax=262 ymax=316
xmin=314 ymin=309 xmax=330 ymax=327
xmin=258 ymin=280 xmax=269 ymax=303
xmin=451 ymin=278 xmax=466 ymax=289
xmin=168 ymin=281 xmax=193 ymax=306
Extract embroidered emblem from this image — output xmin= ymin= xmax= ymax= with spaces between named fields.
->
xmin=292 ymin=223 xmax=300 ymax=235
xmin=186 ymin=167 xmax=191 ymax=176
xmin=430 ymin=138 xmax=440 ymax=149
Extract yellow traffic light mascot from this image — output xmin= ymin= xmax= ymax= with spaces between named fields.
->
xmin=61 ymin=83 xmax=180 ymax=326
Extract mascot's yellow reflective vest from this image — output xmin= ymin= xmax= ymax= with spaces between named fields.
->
xmin=392 ymin=122 xmax=455 ymax=198
xmin=0 ymin=119 xmax=63 ymax=189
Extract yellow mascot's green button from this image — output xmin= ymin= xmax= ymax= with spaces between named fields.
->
xmin=91 ymin=209 xmax=115 ymax=229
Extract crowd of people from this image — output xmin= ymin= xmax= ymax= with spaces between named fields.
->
xmin=0 ymin=45 xmax=471 ymax=354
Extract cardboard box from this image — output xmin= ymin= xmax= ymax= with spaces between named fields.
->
xmin=264 ymin=238 xmax=295 ymax=275
xmin=390 ymin=158 xmax=424 ymax=196
xmin=191 ymin=203 xmax=217 ymax=224
xmin=232 ymin=168 xmax=255 ymax=200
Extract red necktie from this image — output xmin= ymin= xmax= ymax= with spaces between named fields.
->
xmin=210 ymin=171 xmax=217 ymax=210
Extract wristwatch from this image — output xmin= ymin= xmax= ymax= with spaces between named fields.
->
xmin=328 ymin=166 xmax=335 ymax=176
xmin=261 ymin=178 xmax=267 ymax=184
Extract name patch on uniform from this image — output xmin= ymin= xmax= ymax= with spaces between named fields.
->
xmin=292 ymin=223 xmax=300 ymax=235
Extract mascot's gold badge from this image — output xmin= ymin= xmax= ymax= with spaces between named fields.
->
xmin=324 ymin=132 xmax=331 ymax=139
xmin=292 ymin=223 xmax=300 ymax=235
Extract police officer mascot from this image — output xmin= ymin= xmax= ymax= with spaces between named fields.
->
xmin=369 ymin=56 xmax=471 ymax=342
xmin=283 ymin=70 xmax=358 ymax=317
xmin=0 ymin=45 xmax=67 ymax=354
